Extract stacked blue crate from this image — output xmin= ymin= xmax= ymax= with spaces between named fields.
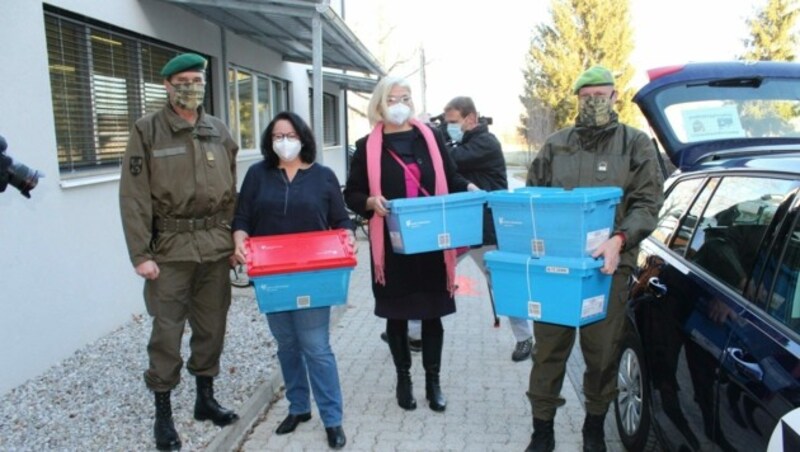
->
xmin=485 ymin=187 xmax=622 ymax=327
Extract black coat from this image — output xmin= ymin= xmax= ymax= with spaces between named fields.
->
xmin=344 ymin=125 xmax=470 ymax=319
xmin=449 ymin=124 xmax=508 ymax=244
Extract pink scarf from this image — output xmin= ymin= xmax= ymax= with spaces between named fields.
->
xmin=366 ymin=118 xmax=457 ymax=296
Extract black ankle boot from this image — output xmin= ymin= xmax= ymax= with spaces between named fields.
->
xmin=194 ymin=376 xmax=240 ymax=426
xmin=582 ymin=412 xmax=607 ymax=452
xmin=385 ymin=333 xmax=417 ymax=410
xmin=525 ymin=418 xmax=555 ymax=452
xmin=154 ymin=391 xmax=181 ymax=451
xmin=421 ymin=332 xmax=446 ymax=412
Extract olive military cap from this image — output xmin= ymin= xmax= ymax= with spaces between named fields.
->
xmin=160 ymin=53 xmax=207 ymax=78
xmin=572 ymin=65 xmax=615 ymax=94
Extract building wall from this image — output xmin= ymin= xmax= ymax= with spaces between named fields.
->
xmin=0 ymin=0 xmax=349 ymax=395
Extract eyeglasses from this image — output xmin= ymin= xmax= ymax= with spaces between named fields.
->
xmin=578 ymin=93 xmax=612 ymax=101
xmin=272 ymin=133 xmax=299 ymax=141
xmin=387 ymin=95 xmax=412 ymax=105
xmin=170 ymin=78 xmax=206 ymax=89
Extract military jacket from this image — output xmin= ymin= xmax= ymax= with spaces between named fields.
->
xmin=119 ymin=105 xmax=238 ymax=266
xmin=526 ymin=120 xmax=664 ymax=269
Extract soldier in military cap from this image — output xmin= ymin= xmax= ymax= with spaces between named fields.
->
xmin=119 ymin=52 xmax=239 ymax=451
xmin=523 ymin=65 xmax=664 ymax=452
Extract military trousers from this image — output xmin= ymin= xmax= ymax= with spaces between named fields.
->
xmin=527 ymin=268 xmax=631 ymax=420
xmin=143 ymin=258 xmax=232 ymax=392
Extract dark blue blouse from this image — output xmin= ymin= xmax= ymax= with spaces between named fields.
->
xmin=232 ymin=161 xmax=353 ymax=236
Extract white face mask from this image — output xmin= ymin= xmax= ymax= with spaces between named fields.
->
xmin=385 ymin=103 xmax=411 ymax=126
xmin=273 ymin=138 xmax=302 ymax=162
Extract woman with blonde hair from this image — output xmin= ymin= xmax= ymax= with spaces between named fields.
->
xmin=344 ymin=76 xmax=477 ymax=413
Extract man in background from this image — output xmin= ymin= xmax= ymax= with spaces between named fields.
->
xmin=444 ymin=96 xmax=534 ymax=362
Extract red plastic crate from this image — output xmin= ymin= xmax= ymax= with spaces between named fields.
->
xmin=245 ymin=229 xmax=356 ymax=277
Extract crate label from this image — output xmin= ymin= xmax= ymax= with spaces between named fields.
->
xmin=389 ymin=231 xmax=403 ymax=249
xmin=581 ymin=295 xmax=605 ymax=318
xmin=585 ymin=228 xmax=611 ymax=253
xmin=531 ymin=239 xmax=545 ymax=256
xmin=528 ymin=301 xmax=542 ymax=319
xmin=438 ymin=232 xmax=451 ymax=248
xmin=296 ymin=295 xmax=311 ymax=309
xmin=404 ymin=218 xmax=432 ymax=229
xmin=545 ymin=266 xmax=569 ymax=275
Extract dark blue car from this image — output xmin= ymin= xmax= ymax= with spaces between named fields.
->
xmin=613 ymin=61 xmax=800 ymax=451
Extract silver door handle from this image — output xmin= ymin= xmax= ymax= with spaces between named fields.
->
xmin=725 ymin=347 xmax=763 ymax=382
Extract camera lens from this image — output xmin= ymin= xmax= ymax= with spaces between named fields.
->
xmin=8 ymin=162 xmax=40 ymax=198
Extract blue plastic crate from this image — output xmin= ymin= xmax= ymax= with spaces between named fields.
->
xmin=487 ymin=187 xmax=622 ymax=258
xmin=484 ymin=251 xmax=612 ymax=327
xmin=252 ymin=268 xmax=352 ymax=314
xmin=386 ymin=191 xmax=486 ymax=254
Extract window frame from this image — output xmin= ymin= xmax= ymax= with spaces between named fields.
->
xmin=227 ymin=65 xmax=289 ymax=151
xmin=308 ymin=89 xmax=340 ymax=147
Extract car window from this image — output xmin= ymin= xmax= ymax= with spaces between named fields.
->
xmin=685 ymin=176 xmax=796 ymax=293
xmin=763 ymin=213 xmax=800 ymax=332
xmin=653 ymin=177 xmax=705 ymax=247
xmin=657 ymin=79 xmax=800 ymax=144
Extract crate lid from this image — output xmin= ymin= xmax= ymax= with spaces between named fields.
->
xmin=487 ymin=187 xmax=622 ymax=205
xmin=245 ymin=229 xmax=356 ymax=276
xmin=387 ymin=190 xmax=486 ymax=212
xmin=485 ymin=250 xmax=604 ymax=271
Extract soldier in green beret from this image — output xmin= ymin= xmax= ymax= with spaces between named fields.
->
xmin=119 ymin=52 xmax=240 ymax=450
xmin=523 ymin=66 xmax=664 ymax=452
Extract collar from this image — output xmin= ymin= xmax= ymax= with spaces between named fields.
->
xmin=164 ymin=105 xmax=220 ymax=138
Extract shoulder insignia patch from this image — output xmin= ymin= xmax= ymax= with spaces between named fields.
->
xmin=130 ymin=156 xmax=143 ymax=176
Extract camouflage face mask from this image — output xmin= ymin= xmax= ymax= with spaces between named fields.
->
xmin=170 ymin=82 xmax=206 ymax=111
xmin=578 ymin=95 xmax=613 ymax=127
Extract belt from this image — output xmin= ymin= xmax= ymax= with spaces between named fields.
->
xmin=154 ymin=214 xmax=228 ymax=233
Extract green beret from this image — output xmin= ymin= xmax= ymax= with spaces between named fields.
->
xmin=160 ymin=53 xmax=207 ymax=78
xmin=572 ymin=65 xmax=615 ymax=94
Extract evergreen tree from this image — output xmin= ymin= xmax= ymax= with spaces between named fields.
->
xmin=519 ymin=0 xmax=637 ymax=148
xmin=741 ymin=0 xmax=799 ymax=61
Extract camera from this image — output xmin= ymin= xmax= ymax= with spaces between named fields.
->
xmin=0 ymin=135 xmax=41 ymax=198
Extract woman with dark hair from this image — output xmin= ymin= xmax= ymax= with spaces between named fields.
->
xmin=232 ymin=111 xmax=352 ymax=449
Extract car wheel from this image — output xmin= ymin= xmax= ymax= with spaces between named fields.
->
xmin=614 ymin=330 xmax=658 ymax=451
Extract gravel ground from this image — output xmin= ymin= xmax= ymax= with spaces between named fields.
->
xmin=0 ymin=287 xmax=277 ymax=451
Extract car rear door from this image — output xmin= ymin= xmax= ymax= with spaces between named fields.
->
xmin=715 ymin=194 xmax=800 ymax=451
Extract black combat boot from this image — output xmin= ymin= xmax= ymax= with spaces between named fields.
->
xmin=194 ymin=376 xmax=240 ymax=426
xmin=154 ymin=391 xmax=181 ymax=451
xmin=421 ymin=332 xmax=446 ymax=412
xmin=385 ymin=333 xmax=417 ymax=410
xmin=582 ymin=412 xmax=607 ymax=452
xmin=525 ymin=418 xmax=555 ymax=452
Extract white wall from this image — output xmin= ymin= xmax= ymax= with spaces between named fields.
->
xmin=0 ymin=0 xmax=347 ymax=395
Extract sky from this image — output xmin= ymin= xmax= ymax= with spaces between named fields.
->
xmin=344 ymin=0 xmax=761 ymax=146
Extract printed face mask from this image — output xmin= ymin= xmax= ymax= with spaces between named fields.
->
xmin=170 ymin=82 xmax=206 ymax=111
xmin=273 ymin=137 xmax=302 ymax=162
xmin=446 ymin=123 xmax=464 ymax=143
xmin=578 ymin=95 xmax=613 ymax=127
xmin=385 ymin=103 xmax=412 ymax=126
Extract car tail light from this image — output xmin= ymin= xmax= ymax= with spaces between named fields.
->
xmin=647 ymin=65 xmax=685 ymax=81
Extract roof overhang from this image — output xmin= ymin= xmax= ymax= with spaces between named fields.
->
xmin=309 ymin=70 xmax=378 ymax=93
xmin=157 ymin=0 xmax=384 ymax=76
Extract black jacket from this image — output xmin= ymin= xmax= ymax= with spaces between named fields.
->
xmin=343 ymin=125 xmax=470 ymax=319
xmin=449 ymin=123 xmax=508 ymax=244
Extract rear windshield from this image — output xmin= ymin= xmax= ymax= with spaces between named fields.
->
xmin=656 ymin=78 xmax=800 ymax=143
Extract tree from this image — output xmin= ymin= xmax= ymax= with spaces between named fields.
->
xmin=741 ymin=0 xmax=799 ymax=61
xmin=519 ymin=0 xmax=637 ymax=151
